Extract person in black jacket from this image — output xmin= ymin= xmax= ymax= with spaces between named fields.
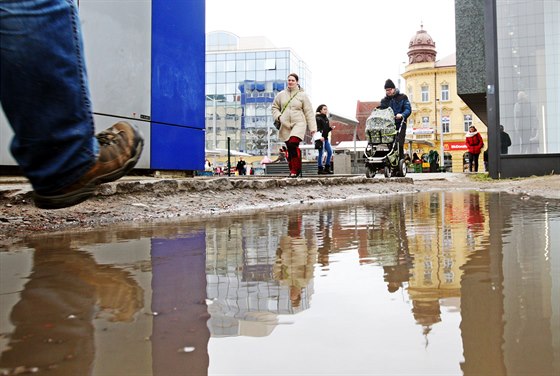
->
xmin=315 ymin=104 xmax=334 ymax=174
xmin=500 ymin=125 xmax=512 ymax=154
xmin=236 ymin=158 xmax=247 ymax=175
xmin=380 ymin=79 xmax=412 ymax=160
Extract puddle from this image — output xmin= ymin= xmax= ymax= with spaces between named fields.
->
xmin=0 ymin=191 xmax=559 ymax=375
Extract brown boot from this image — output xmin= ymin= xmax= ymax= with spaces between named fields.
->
xmin=33 ymin=121 xmax=144 ymax=209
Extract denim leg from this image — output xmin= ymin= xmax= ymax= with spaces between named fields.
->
xmin=0 ymin=0 xmax=97 ymax=194
xmin=324 ymin=139 xmax=333 ymax=166
xmin=317 ymin=145 xmax=324 ymax=168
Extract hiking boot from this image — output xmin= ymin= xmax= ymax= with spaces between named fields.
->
xmin=318 ymin=166 xmax=325 ymax=175
xmin=324 ymin=165 xmax=333 ymax=174
xmin=33 ymin=121 xmax=144 ymax=209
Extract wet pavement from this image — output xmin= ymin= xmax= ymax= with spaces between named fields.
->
xmin=0 ymin=190 xmax=559 ymax=375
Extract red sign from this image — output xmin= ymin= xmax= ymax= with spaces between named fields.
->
xmin=445 ymin=142 xmax=468 ymax=151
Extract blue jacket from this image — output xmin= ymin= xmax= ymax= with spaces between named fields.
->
xmin=380 ymin=89 xmax=412 ymax=126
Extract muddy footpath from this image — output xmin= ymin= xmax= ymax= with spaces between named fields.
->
xmin=1 ymin=173 xmax=559 ymax=248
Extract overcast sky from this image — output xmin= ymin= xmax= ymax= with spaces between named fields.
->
xmin=206 ymin=0 xmax=456 ymax=119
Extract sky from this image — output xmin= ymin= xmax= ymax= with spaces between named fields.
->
xmin=206 ymin=0 xmax=457 ymax=119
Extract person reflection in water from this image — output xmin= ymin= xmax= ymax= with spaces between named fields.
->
xmin=273 ymin=215 xmax=318 ymax=310
xmin=466 ymin=193 xmax=485 ymax=235
xmin=384 ymin=247 xmax=413 ymax=294
xmin=0 ymin=238 xmax=143 ymax=374
xmin=317 ymin=211 xmax=334 ymax=267
xmin=382 ymin=202 xmax=412 ymax=294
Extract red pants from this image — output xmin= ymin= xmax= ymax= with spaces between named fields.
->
xmin=285 ymin=136 xmax=302 ymax=174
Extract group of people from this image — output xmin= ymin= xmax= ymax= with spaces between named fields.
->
xmin=2 ymin=0 xmax=521 ymax=212
xmin=272 ymin=75 xmax=412 ymax=177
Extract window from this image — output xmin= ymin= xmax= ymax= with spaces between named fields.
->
xmin=441 ymin=84 xmax=449 ymax=101
xmin=225 ymin=60 xmax=235 ymax=72
xmin=442 ymin=116 xmax=450 ymax=133
xmin=422 ymin=116 xmax=430 ymax=128
xmin=265 ymin=59 xmax=276 ymax=70
xmin=463 ymin=114 xmax=472 ymax=132
xmin=421 ymin=85 xmax=429 ymax=102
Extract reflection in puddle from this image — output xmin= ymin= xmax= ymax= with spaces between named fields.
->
xmin=0 ymin=192 xmax=558 ymax=375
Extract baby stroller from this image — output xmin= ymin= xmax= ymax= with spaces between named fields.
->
xmin=363 ymin=107 xmax=407 ymax=178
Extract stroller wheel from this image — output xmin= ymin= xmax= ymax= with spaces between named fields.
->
xmin=365 ymin=167 xmax=375 ymax=178
xmin=398 ymin=159 xmax=408 ymax=177
xmin=384 ymin=166 xmax=392 ymax=178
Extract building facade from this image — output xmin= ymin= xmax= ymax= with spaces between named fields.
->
xmin=455 ymin=0 xmax=559 ymax=178
xmin=403 ymin=26 xmax=486 ymax=173
xmin=205 ymin=31 xmax=312 ymax=157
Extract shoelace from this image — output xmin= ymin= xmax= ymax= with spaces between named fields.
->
xmin=96 ymin=129 xmax=119 ymax=146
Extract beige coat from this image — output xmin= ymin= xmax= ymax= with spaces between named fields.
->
xmin=271 ymin=87 xmax=317 ymax=142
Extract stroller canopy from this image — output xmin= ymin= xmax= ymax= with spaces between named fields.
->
xmin=366 ymin=107 xmax=395 ymax=130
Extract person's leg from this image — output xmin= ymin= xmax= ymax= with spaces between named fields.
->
xmin=286 ymin=136 xmax=301 ymax=176
xmin=317 ymin=145 xmax=324 ymax=174
xmin=398 ymin=123 xmax=407 ymax=158
xmin=473 ymin=153 xmax=479 ymax=172
xmin=0 ymin=0 xmax=96 ymax=192
xmin=0 ymin=0 xmax=143 ymax=209
xmin=324 ymin=139 xmax=333 ymax=174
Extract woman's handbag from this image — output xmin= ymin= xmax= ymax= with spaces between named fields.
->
xmin=274 ymin=91 xmax=299 ymax=131
xmin=312 ymin=131 xmax=323 ymax=149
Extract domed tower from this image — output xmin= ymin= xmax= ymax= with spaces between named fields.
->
xmin=407 ymin=24 xmax=437 ymax=64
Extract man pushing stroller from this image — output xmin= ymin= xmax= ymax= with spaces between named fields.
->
xmin=380 ymin=79 xmax=412 ymax=159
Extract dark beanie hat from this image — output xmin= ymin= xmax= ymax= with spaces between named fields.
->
xmin=384 ymin=79 xmax=396 ymax=89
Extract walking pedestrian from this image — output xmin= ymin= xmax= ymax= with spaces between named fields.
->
xmin=380 ymin=79 xmax=411 ymax=160
xmin=315 ymin=104 xmax=334 ymax=174
xmin=271 ymin=73 xmax=317 ymax=178
xmin=0 ymin=0 xmax=144 ymax=209
xmin=465 ymin=126 xmax=484 ymax=172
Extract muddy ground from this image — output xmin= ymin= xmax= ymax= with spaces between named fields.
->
xmin=1 ymin=173 xmax=559 ymax=248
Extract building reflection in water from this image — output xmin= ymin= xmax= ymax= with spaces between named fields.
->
xmin=204 ymin=192 xmax=559 ymax=374
xmin=151 ymin=231 xmax=211 ymax=375
xmin=205 ymin=213 xmax=319 ymax=338
xmin=0 ymin=192 xmax=558 ymax=375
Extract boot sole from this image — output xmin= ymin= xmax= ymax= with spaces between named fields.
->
xmin=33 ymin=139 xmax=144 ymax=210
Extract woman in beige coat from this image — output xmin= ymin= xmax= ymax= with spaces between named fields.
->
xmin=271 ymin=73 xmax=317 ymax=177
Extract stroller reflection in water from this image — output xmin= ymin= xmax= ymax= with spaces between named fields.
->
xmin=362 ymin=200 xmax=413 ymax=294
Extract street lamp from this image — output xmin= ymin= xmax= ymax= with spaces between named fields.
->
xmin=206 ymin=95 xmax=217 ymax=149
xmin=437 ymin=98 xmax=444 ymax=171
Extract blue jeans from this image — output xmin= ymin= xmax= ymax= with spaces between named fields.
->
xmin=318 ymin=138 xmax=332 ymax=168
xmin=0 ymin=0 xmax=98 ymax=194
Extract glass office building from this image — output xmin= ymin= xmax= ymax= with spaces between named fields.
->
xmin=455 ymin=0 xmax=559 ymax=177
xmin=496 ymin=0 xmax=559 ymax=155
xmin=205 ymin=31 xmax=312 ymax=156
